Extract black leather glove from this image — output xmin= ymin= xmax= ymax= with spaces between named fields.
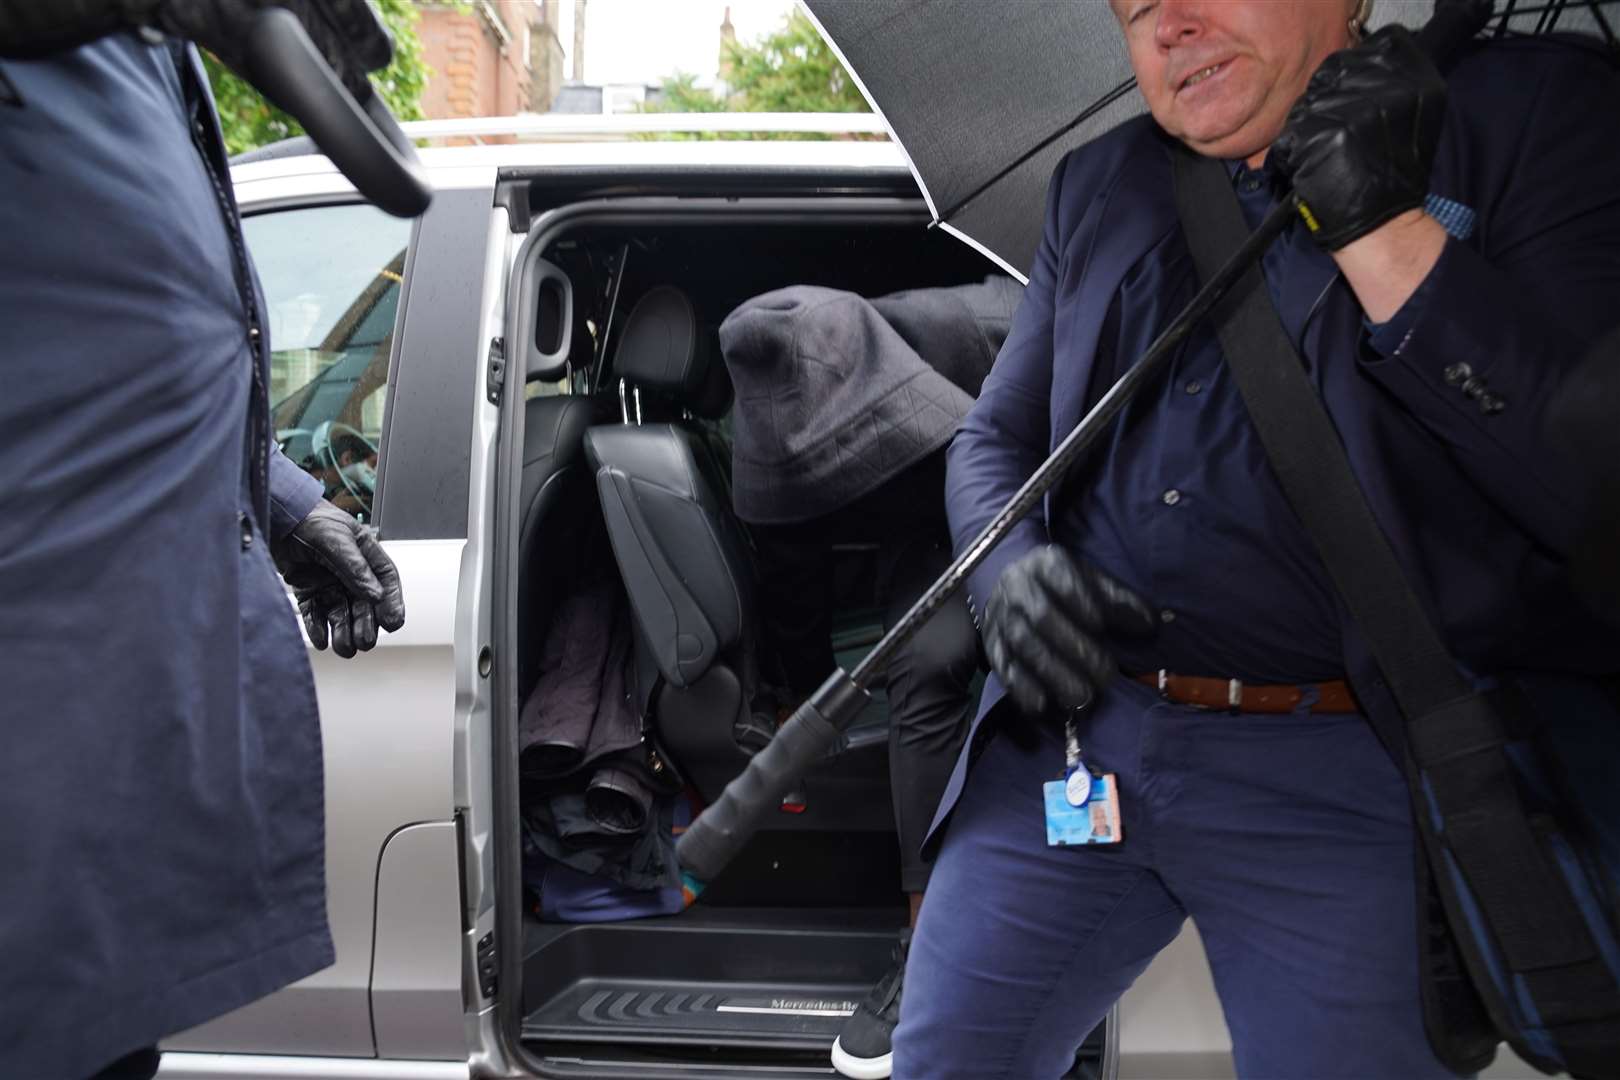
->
xmin=0 ymin=0 xmax=390 ymax=96
xmin=981 ymin=546 xmax=1157 ymax=718
xmin=1270 ymin=26 xmax=1447 ymax=251
xmin=274 ymin=499 xmax=405 ymax=659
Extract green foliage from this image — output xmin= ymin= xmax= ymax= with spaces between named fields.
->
xmin=654 ymin=72 xmax=727 ymax=114
xmin=643 ymin=10 xmax=870 ymax=139
xmin=720 ymin=10 xmax=868 ymax=114
xmin=203 ymin=0 xmax=431 ymax=157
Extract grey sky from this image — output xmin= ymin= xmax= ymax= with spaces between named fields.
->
xmin=547 ymin=0 xmax=799 ymax=88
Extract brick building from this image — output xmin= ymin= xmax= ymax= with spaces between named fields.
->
xmin=417 ymin=1 xmax=568 ymax=122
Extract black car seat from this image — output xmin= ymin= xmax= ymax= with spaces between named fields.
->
xmin=586 ymin=287 xmax=901 ymax=851
xmin=516 ymin=314 xmax=613 ymax=703
xmin=582 ymin=287 xmax=756 ymax=803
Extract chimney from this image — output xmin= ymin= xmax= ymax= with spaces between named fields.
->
xmin=718 ymin=6 xmax=736 ymax=89
xmin=572 ymin=0 xmax=587 ymax=82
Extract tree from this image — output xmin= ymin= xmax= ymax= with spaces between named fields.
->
xmin=720 ymin=10 xmax=868 ymax=114
xmin=644 ymin=10 xmax=870 ymax=135
xmin=202 ymin=0 xmax=430 ymax=157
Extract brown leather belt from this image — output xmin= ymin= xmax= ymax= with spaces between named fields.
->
xmin=1132 ymin=671 xmax=1359 ymax=714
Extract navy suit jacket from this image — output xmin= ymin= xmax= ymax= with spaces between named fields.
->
xmin=933 ymin=37 xmax=1620 ymax=848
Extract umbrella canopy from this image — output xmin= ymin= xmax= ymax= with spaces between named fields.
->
xmin=803 ymin=0 xmax=1619 ymax=282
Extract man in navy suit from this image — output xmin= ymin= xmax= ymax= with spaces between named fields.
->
xmin=892 ymin=2 xmax=1620 ymax=1078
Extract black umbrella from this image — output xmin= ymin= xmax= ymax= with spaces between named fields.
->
xmin=802 ymin=0 xmax=1618 ymax=281
xmin=675 ymin=0 xmax=1618 ymax=895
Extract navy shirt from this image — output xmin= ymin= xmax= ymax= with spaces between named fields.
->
xmin=1053 ymin=162 xmax=1355 ymax=684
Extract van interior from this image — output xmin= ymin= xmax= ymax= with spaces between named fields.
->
xmin=502 ymin=209 xmax=1108 ymax=1079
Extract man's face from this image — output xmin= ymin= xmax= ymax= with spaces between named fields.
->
xmin=1111 ymin=0 xmax=1353 ymax=163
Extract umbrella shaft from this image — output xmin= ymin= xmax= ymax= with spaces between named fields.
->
xmin=852 ymin=195 xmax=1299 ymax=688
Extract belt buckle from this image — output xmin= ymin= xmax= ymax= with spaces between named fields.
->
xmin=1227 ymin=677 xmax=1243 ymax=712
xmin=1156 ymin=669 xmax=1170 ymax=699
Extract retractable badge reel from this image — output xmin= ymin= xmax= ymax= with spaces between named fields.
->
xmin=1043 ymin=704 xmax=1123 ymax=847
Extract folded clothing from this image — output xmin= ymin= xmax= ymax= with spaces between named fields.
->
xmin=585 ymin=762 xmax=654 ymax=837
xmin=522 ymin=793 xmax=691 ymax=918
xmin=519 ymin=558 xmax=641 ymax=780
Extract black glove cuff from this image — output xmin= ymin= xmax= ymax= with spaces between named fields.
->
xmin=1306 ymin=195 xmax=1427 ymax=251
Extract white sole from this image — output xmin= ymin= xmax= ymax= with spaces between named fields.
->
xmin=830 ymin=1035 xmax=893 ymax=1080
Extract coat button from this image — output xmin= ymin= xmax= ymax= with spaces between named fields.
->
xmin=1479 ymin=392 xmax=1506 ymax=415
xmin=1162 ymin=489 xmax=1182 ymax=506
xmin=1443 ymin=362 xmax=1473 ymax=386
xmin=1184 ymin=379 xmax=1202 ymax=395
xmin=239 ymin=512 xmax=253 ymax=550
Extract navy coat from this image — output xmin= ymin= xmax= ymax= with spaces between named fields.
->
xmin=935 ymin=38 xmax=1620 ymax=846
xmin=0 ymin=36 xmax=330 ymax=1077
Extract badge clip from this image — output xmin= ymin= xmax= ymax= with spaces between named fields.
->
xmin=1043 ymin=705 xmax=1123 ymax=846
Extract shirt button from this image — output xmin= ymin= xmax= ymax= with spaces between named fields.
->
xmin=1184 ymin=379 xmax=1202 ymax=395
xmin=1162 ymin=489 xmax=1182 ymax=506
xmin=1160 ymin=609 xmax=1177 ymax=624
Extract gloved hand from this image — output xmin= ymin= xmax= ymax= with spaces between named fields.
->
xmin=981 ymin=546 xmax=1157 ymax=718
xmin=1270 ymin=26 xmax=1448 ymax=251
xmin=0 ymin=0 xmax=391 ymax=97
xmin=274 ymin=499 xmax=405 ymax=659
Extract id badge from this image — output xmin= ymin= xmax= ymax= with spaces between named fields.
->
xmin=1043 ymin=773 xmax=1123 ymax=847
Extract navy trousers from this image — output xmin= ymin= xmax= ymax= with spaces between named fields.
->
xmin=893 ymin=678 xmax=1465 ymax=1080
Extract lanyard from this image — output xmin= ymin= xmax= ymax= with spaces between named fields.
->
xmin=1063 ymin=708 xmax=1091 ymax=807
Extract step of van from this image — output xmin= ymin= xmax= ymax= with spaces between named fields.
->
xmin=521 ymin=908 xmax=897 ymax=1051
xmin=520 ymin=908 xmax=1109 ymax=1078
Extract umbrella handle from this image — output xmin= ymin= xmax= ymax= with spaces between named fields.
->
xmin=675 ymin=0 xmax=1495 ymax=900
xmin=243 ymin=8 xmax=431 ymax=219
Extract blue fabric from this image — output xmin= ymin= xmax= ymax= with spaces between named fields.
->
xmin=895 ymin=680 xmax=1460 ymax=1080
xmin=1054 ymin=158 xmax=1344 ymax=684
xmin=940 ymin=37 xmax=1620 ymax=849
xmin=1424 ymin=193 xmax=1478 ymax=243
xmin=523 ymin=795 xmax=690 ymax=922
xmin=926 ymin=36 xmax=1620 ymax=1077
xmin=0 ymin=36 xmax=331 ymax=1078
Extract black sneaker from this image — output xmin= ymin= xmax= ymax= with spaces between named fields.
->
xmin=831 ymin=928 xmax=910 ymax=1079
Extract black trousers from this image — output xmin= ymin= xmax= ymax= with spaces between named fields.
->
xmin=751 ymin=452 xmax=979 ymax=892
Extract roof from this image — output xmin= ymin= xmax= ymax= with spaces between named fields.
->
xmin=228 ymin=114 xmax=907 ymax=192
xmin=550 ymin=85 xmax=603 ymax=114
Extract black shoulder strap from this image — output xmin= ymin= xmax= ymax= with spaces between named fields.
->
xmin=1170 ymin=146 xmax=1620 ymax=1078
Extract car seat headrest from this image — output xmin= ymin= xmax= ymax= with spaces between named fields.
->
xmin=614 ymin=286 xmax=731 ymax=419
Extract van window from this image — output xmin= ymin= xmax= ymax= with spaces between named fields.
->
xmin=243 ymin=203 xmax=412 ymax=524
